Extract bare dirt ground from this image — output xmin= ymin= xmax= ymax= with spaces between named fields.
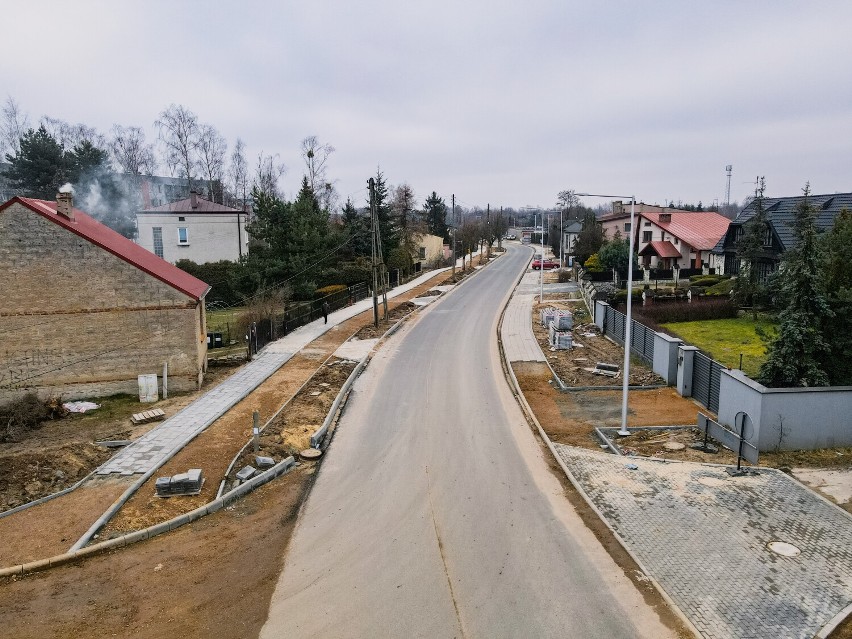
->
xmin=532 ymin=299 xmax=664 ymax=387
xmin=0 ymin=468 xmax=314 ymax=639
xmin=0 ymin=266 xmax=460 ymax=639
xmin=0 ymin=367 xmax=235 ymax=513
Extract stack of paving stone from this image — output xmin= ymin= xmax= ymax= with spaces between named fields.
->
xmin=540 ymin=307 xmax=557 ymax=327
xmin=552 ymin=310 xmax=573 ymax=330
xmin=548 ymin=323 xmax=573 ymax=350
xmin=155 ymin=468 xmax=204 ymax=497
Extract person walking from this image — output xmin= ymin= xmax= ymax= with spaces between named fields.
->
xmin=322 ymin=301 xmax=330 ymax=324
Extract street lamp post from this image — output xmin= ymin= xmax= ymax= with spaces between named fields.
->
xmin=576 ymin=192 xmax=636 ymax=437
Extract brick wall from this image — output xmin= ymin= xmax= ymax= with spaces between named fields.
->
xmin=0 ymin=202 xmax=206 ymax=402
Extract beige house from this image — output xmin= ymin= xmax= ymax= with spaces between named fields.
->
xmin=0 ymin=194 xmax=210 ymax=402
xmin=414 ymin=233 xmax=445 ymax=269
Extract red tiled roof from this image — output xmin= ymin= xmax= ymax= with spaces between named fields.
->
xmin=639 ymin=240 xmax=682 ymax=258
xmin=641 ymin=211 xmax=730 ymax=250
xmin=2 ymin=197 xmax=210 ymax=301
xmin=140 ymin=196 xmax=240 ymax=214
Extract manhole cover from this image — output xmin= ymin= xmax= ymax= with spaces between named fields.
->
xmin=663 ymin=442 xmax=686 ymax=451
xmin=300 ymin=448 xmax=323 ymax=461
xmin=767 ymin=541 xmax=801 ymax=557
xmin=697 ymin=476 xmax=727 ymax=487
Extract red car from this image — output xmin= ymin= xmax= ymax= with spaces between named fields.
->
xmin=532 ymin=258 xmax=560 ymax=270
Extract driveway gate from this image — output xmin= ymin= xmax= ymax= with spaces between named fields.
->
xmin=692 ymin=351 xmax=722 ymax=413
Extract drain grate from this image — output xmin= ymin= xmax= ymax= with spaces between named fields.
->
xmin=767 ymin=541 xmax=801 ymax=557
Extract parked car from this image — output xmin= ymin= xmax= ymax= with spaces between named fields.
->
xmin=532 ymin=258 xmax=560 ymax=270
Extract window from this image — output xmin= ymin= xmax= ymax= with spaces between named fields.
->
xmin=763 ymin=227 xmax=773 ymax=247
xmin=419 ymin=247 xmax=426 ymax=259
xmin=642 ymin=231 xmax=652 ymax=242
xmin=178 ymin=216 xmax=185 ymax=221
xmin=674 ymin=237 xmax=679 ymax=245
xmin=152 ymin=227 xmax=163 ymax=258
xmin=178 ymin=227 xmax=189 ymax=244
xmin=623 ymin=222 xmax=631 ymax=232
xmin=644 ymin=221 xmax=651 ymax=227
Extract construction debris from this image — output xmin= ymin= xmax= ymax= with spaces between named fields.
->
xmin=235 ymin=466 xmax=256 ymax=482
xmin=131 ymin=408 xmax=166 ymax=425
xmin=255 ymin=455 xmax=275 ymax=468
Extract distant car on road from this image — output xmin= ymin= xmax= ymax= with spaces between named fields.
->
xmin=532 ymin=258 xmax=560 ymax=270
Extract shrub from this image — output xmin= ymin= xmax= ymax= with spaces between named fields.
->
xmin=584 ymin=253 xmax=603 ymax=272
xmin=0 ymin=393 xmax=66 ymax=442
xmin=635 ymin=297 xmax=738 ymax=323
xmin=315 ymin=284 xmax=347 ymax=297
xmin=557 ymin=269 xmax=573 ymax=283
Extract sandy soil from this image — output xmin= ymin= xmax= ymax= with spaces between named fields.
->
xmin=0 ymin=467 xmax=314 ymax=639
xmin=0 ymin=478 xmax=130 ymax=566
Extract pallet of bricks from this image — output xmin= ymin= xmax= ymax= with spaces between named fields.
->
xmin=540 ymin=307 xmax=573 ymax=349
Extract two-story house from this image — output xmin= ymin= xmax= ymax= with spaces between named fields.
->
xmin=636 ymin=210 xmax=730 ymax=270
xmin=136 ymin=191 xmax=248 ymax=265
xmin=710 ymin=192 xmax=852 ymax=277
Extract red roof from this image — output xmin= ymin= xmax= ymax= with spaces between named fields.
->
xmin=1 ymin=197 xmax=210 ymax=301
xmin=641 ymin=211 xmax=730 ymax=250
xmin=639 ymin=240 xmax=682 ymax=258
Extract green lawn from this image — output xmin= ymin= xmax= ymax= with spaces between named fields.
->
xmin=207 ymin=307 xmax=245 ymax=331
xmin=660 ymin=316 xmax=776 ymax=378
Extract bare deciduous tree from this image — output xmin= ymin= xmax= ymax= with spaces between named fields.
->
xmin=1 ymin=96 xmax=30 ymax=157
xmin=110 ymin=125 xmax=156 ymax=177
xmin=196 ymin=123 xmax=227 ymax=202
xmin=300 ymin=135 xmax=334 ymax=193
xmin=155 ymin=104 xmax=199 ymax=191
xmin=253 ymin=152 xmax=287 ymax=198
xmin=228 ymin=138 xmax=249 ymax=210
xmin=39 ymin=116 xmax=107 ymax=153
xmin=301 ymin=135 xmax=338 ymax=213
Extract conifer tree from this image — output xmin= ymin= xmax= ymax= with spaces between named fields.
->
xmin=758 ymin=184 xmax=832 ymax=387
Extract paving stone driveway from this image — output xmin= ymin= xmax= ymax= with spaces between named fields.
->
xmin=554 ymin=445 xmax=852 ymax=639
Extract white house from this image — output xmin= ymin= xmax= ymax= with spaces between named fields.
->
xmin=136 ymin=191 xmax=248 ymax=264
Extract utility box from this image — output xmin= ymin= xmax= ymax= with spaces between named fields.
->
xmin=138 ymin=374 xmax=158 ymax=403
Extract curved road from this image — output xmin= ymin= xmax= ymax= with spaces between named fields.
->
xmin=261 ymin=245 xmax=673 ymax=638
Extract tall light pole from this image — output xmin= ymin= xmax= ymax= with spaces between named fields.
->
xmin=576 ymin=192 xmax=636 ymax=437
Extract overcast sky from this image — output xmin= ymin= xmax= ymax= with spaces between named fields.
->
xmin=3 ymin=1 xmax=851 ymax=211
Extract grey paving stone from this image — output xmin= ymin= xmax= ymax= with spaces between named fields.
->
xmin=554 ymin=445 xmax=852 ymax=639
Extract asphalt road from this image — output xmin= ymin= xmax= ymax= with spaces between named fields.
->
xmin=261 ymin=245 xmax=674 ymax=638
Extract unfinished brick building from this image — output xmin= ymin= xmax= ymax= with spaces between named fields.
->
xmin=0 ymin=193 xmax=210 ymax=402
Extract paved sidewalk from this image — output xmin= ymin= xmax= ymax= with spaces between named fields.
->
xmin=501 ymin=271 xmax=546 ymax=362
xmin=554 ymin=446 xmax=852 ymax=639
xmin=96 ymin=267 xmax=452 ymax=476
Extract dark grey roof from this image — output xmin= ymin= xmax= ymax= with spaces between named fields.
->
xmin=714 ymin=192 xmax=852 ymax=253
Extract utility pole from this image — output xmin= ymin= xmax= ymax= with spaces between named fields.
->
xmin=486 ymin=203 xmax=490 ymax=258
xmin=369 ymin=178 xmax=379 ymax=328
xmin=451 ymin=194 xmax=456 ymax=279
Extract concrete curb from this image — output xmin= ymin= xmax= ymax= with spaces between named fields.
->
xmin=816 ymin=601 xmax=852 ymax=638
xmin=0 ymin=456 xmax=297 ymax=580
xmin=496 ymin=266 xmax=703 ymax=639
xmin=310 ymin=355 xmax=369 ymax=449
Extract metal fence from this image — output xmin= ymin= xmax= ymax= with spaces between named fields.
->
xmin=692 ymin=351 xmax=722 ymax=413
xmin=601 ymin=305 xmax=655 ymax=365
xmin=241 ymin=282 xmax=370 ymax=355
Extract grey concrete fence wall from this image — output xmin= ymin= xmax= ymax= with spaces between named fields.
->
xmin=718 ymin=369 xmax=852 ymax=452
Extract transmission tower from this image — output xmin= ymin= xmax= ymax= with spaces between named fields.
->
xmin=725 ymin=165 xmax=732 ymax=207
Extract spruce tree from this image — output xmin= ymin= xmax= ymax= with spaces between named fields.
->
xmin=734 ymin=177 xmax=771 ymax=317
xmin=758 ymin=184 xmax=832 ymax=387
xmin=819 ymin=208 xmax=852 ymax=384
xmin=5 ymin=125 xmax=75 ymax=198
xmin=423 ymin=191 xmax=449 ymax=241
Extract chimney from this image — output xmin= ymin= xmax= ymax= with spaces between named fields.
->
xmin=190 ymin=190 xmax=198 ymax=209
xmin=56 ymin=191 xmax=75 ymax=221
